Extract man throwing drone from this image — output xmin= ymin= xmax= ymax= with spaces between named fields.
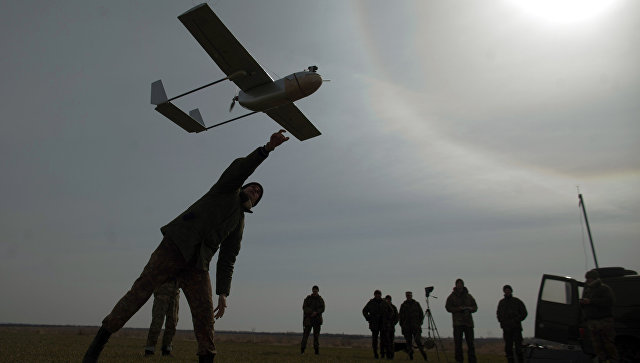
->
xmin=83 ymin=130 xmax=290 ymax=363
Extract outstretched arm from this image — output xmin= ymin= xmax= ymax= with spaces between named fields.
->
xmin=212 ymin=130 xmax=290 ymax=192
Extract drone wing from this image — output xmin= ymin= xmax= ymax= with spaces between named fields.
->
xmin=265 ymin=103 xmax=321 ymax=141
xmin=178 ymin=4 xmax=273 ymax=92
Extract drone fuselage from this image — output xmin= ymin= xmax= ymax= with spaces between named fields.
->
xmin=237 ymin=71 xmax=322 ymax=112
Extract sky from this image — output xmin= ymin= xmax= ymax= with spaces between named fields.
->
xmin=1 ymin=0 xmax=638 ymax=339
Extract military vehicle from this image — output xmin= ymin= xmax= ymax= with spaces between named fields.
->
xmin=533 ymin=267 xmax=640 ymax=362
xmin=528 ymin=193 xmax=640 ymax=362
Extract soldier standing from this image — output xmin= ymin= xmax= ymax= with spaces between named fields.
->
xmin=381 ymin=295 xmax=399 ymax=360
xmin=363 ymin=290 xmax=386 ymax=359
xmin=580 ymin=269 xmax=618 ymax=362
xmin=144 ymin=279 xmax=180 ymax=356
xmin=446 ymin=278 xmax=478 ymax=363
xmin=82 ymin=131 xmax=290 ymax=363
xmin=496 ymin=284 xmax=527 ymax=363
xmin=301 ymin=285 xmax=325 ymax=355
xmin=399 ymin=291 xmax=428 ymax=361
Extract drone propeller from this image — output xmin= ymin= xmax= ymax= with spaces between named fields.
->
xmin=229 ymin=92 xmax=239 ymax=112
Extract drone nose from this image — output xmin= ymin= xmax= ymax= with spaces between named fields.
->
xmin=299 ymin=72 xmax=322 ymax=96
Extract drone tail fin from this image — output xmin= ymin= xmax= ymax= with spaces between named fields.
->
xmin=151 ymin=80 xmax=206 ymax=133
xmin=154 ymin=103 xmax=206 ymax=133
xmin=151 ymin=80 xmax=168 ymax=105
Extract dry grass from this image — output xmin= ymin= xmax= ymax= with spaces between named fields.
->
xmin=0 ymin=325 xmax=508 ymax=362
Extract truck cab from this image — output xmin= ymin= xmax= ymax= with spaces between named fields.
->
xmin=534 ymin=267 xmax=640 ymax=361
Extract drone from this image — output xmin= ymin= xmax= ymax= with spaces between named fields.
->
xmin=150 ymin=3 xmax=324 ymax=141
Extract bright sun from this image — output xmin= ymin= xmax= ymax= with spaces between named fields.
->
xmin=508 ymin=0 xmax=619 ymax=24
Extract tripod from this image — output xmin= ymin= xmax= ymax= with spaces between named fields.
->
xmin=424 ymin=296 xmax=449 ymax=362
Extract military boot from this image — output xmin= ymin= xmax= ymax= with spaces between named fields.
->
xmin=161 ymin=346 xmax=172 ymax=356
xmin=144 ymin=349 xmax=154 ymax=356
xmin=198 ymin=353 xmax=215 ymax=363
xmin=314 ymin=347 xmax=319 ymax=355
xmin=82 ymin=326 xmax=112 ymax=363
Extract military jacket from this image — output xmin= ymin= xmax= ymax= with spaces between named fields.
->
xmin=581 ymin=279 xmax=615 ymax=320
xmin=496 ymin=295 xmax=527 ymax=330
xmin=399 ymin=298 xmax=424 ymax=330
xmin=445 ymin=287 xmax=478 ymax=327
xmin=363 ymin=297 xmax=386 ymax=330
xmin=160 ymin=147 xmax=268 ymax=296
xmin=303 ymin=294 xmax=325 ymax=327
xmin=382 ymin=301 xmax=399 ymax=330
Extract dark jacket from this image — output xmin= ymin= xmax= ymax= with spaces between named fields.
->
xmin=399 ymin=298 xmax=424 ymax=333
xmin=382 ymin=301 xmax=399 ymax=331
xmin=445 ymin=287 xmax=478 ymax=327
xmin=581 ymin=279 xmax=615 ymax=320
xmin=303 ymin=294 xmax=325 ymax=327
xmin=497 ymin=295 xmax=527 ymax=331
xmin=160 ymin=147 xmax=269 ymax=296
xmin=363 ymin=297 xmax=385 ymax=330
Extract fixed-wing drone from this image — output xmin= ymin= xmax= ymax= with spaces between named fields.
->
xmin=150 ymin=3 xmax=324 ymax=141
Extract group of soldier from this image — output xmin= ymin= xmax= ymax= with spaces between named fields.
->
xmin=298 ymin=270 xmax=618 ymax=363
xmin=136 ymin=268 xmax=615 ymax=363
xmin=299 ymin=279 xmax=526 ymax=362
xmin=362 ymin=290 xmax=426 ymax=360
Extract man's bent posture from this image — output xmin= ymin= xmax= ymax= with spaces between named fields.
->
xmin=83 ymin=131 xmax=289 ymax=363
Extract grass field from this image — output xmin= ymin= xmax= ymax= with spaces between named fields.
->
xmin=0 ymin=325 xmax=508 ymax=362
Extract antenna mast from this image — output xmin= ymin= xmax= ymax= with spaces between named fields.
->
xmin=578 ymin=192 xmax=599 ymax=268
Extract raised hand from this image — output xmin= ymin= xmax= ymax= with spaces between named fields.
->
xmin=265 ymin=129 xmax=290 ymax=151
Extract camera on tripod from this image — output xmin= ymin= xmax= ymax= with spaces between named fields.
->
xmin=424 ymin=286 xmax=434 ymax=298
xmin=420 ymin=286 xmax=447 ymax=358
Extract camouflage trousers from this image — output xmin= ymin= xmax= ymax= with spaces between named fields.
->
xmin=453 ymin=325 xmax=477 ymax=363
xmin=369 ymin=327 xmax=382 ymax=356
xmin=586 ymin=317 xmax=618 ymax=362
xmin=380 ymin=328 xmax=395 ymax=359
xmin=403 ymin=326 xmax=425 ymax=357
xmin=101 ymin=237 xmax=215 ymax=355
xmin=502 ymin=328 xmax=523 ymax=362
xmin=301 ymin=324 xmax=321 ymax=350
xmin=145 ymin=292 xmax=180 ymax=351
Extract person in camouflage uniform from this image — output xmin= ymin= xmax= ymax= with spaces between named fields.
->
xmin=82 ymin=131 xmax=290 ymax=363
xmin=381 ymin=294 xmax=399 ymax=360
xmin=399 ymin=291 xmax=428 ymax=361
xmin=363 ymin=290 xmax=386 ymax=359
xmin=446 ymin=279 xmax=478 ymax=363
xmin=300 ymin=285 xmax=325 ymax=355
xmin=496 ymin=284 xmax=527 ymax=363
xmin=580 ymin=269 xmax=618 ymax=363
xmin=144 ymin=279 xmax=180 ymax=356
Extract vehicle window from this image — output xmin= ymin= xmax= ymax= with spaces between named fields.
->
xmin=541 ymin=279 xmax=572 ymax=304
